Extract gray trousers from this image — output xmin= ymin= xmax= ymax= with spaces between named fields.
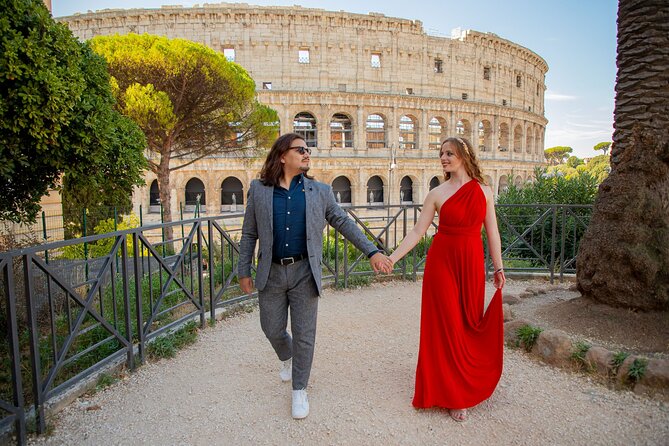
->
xmin=258 ymin=259 xmax=319 ymax=390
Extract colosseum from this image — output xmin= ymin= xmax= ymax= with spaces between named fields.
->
xmin=60 ymin=2 xmax=547 ymax=220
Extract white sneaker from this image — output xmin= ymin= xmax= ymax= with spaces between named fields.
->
xmin=292 ymin=389 xmax=309 ymax=419
xmin=279 ymin=358 xmax=292 ymax=382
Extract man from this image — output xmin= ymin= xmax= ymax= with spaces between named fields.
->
xmin=238 ymin=133 xmax=391 ymax=419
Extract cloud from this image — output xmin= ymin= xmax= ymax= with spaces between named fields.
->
xmin=545 ymin=92 xmax=578 ymax=101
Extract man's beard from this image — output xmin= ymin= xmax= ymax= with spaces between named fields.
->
xmin=299 ymin=166 xmax=310 ymax=172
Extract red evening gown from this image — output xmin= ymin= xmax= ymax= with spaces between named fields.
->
xmin=412 ymin=179 xmax=503 ymax=410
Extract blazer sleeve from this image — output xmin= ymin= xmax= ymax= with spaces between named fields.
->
xmin=323 ymin=186 xmax=377 ymax=256
xmin=237 ymin=180 xmax=258 ymax=278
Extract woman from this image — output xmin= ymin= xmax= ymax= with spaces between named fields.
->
xmin=386 ymin=137 xmax=505 ymax=422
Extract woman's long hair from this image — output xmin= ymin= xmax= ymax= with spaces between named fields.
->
xmin=259 ymin=133 xmax=314 ymax=186
xmin=441 ymin=137 xmax=487 ymax=184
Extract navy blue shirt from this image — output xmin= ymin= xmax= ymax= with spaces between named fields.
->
xmin=272 ymin=174 xmax=307 ymax=259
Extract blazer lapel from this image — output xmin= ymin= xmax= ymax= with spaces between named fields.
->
xmin=260 ymin=182 xmax=274 ymax=232
xmin=303 ymin=176 xmax=315 ymax=231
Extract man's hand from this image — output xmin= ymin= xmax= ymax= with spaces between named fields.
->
xmin=240 ymin=277 xmax=255 ymax=294
xmin=370 ymin=252 xmax=393 ymax=274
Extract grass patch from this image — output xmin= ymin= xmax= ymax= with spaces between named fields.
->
xmin=147 ymin=320 xmax=199 ymax=360
xmin=610 ymin=351 xmax=629 ymax=375
xmin=627 ymin=358 xmax=648 ymax=384
xmin=571 ymin=341 xmax=591 ymax=369
xmin=95 ymin=372 xmax=119 ymax=391
xmin=516 ymin=324 xmax=543 ymax=352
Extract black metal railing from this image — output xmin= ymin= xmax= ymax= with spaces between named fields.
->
xmin=0 ymin=203 xmax=591 ymax=444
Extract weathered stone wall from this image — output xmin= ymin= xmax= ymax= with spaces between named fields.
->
xmin=59 ymin=3 xmax=548 ymax=220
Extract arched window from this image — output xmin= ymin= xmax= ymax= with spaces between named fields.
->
xmin=330 ymin=113 xmax=353 ymax=148
xmin=149 ymin=180 xmax=160 ymax=213
xmin=429 ymin=176 xmax=441 ymax=190
xmin=149 ymin=180 xmax=160 ymax=206
xmin=498 ymin=175 xmax=509 ymax=194
xmin=479 ymin=120 xmax=492 ymax=152
xmin=293 ymin=112 xmax=317 ymax=147
xmin=400 ymin=176 xmax=413 ymax=203
xmin=498 ymin=123 xmax=510 ymax=152
xmin=366 ymin=176 xmax=384 ymax=204
xmin=513 ymin=125 xmax=523 ymax=153
xmin=456 ymin=119 xmax=471 ymax=139
xmin=185 ymin=178 xmax=206 ymax=211
xmin=428 ymin=117 xmax=447 ymax=150
xmin=366 ymin=114 xmax=386 ymax=149
xmin=332 ymin=176 xmax=352 ymax=205
xmin=399 ymin=115 xmax=418 ymax=149
xmin=221 ymin=177 xmax=243 ymax=211
xmin=526 ymin=129 xmax=534 ymax=155
xmin=514 ymin=175 xmax=523 ymax=187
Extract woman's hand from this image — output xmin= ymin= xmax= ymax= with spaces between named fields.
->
xmin=493 ymin=269 xmax=505 ymax=289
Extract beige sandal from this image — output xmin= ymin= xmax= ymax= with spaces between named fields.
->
xmin=449 ymin=408 xmax=468 ymax=422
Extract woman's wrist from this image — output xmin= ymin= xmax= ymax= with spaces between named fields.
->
xmin=494 ymin=267 xmax=504 ymax=274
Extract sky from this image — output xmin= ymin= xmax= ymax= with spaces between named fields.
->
xmin=52 ymin=0 xmax=618 ymax=159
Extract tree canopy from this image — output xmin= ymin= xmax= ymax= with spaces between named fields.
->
xmin=543 ymin=146 xmax=573 ymax=165
xmin=593 ymin=141 xmax=612 ymax=155
xmin=0 ymin=0 xmax=146 ymax=224
xmin=90 ymin=33 xmax=279 ymax=231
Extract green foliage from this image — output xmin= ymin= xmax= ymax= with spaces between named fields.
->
xmin=611 ymin=351 xmax=630 ymax=374
xmin=60 ymin=213 xmax=140 ymax=259
xmin=544 ymin=146 xmax=573 ymax=165
xmin=0 ymin=0 xmax=146 ymax=223
xmin=571 ymin=341 xmax=591 ymax=368
xmin=566 ymin=156 xmax=584 ymax=168
xmin=89 ymin=33 xmax=279 ymax=231
xmin=147 ymin=320 xmax=199 ymax=359
xmin=627 ymin=358 xmax=648 ymax=384
xmin=593 ymin=141 xmax=612 ymax=154
xmin=582 ymin=155 xmax=611 ymax=183
xmin=95 ymin=373 xmax=119 ymax=391
xmin=516 ymin=324 xmax=543 ymax=352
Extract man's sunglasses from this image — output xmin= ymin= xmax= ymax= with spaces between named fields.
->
xmin=291 ymin=146 xmax=312 ymax=155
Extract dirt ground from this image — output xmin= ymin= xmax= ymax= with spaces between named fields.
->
xmin=504 ymin=278 xmax=669 ymax=356
xmin=28 ymin=278 xmax=669 ymax=446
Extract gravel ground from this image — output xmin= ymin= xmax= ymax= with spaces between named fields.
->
xmin=30 ymin=280 xmax=669 ymax=446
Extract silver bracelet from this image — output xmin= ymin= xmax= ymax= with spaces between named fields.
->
xmin=494 ymin=268 xmax=504 ymax=274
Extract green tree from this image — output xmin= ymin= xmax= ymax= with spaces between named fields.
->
xmin=0 ymin=0 xmax=145 ymax=224
xmin=593 ymin=141 xmax=612 ymax=155
xmin=544 ymin=146 xmax=573 ymax=165
xmin=566 ymin=155 xmax=584 ymax=169
xmin=90 ymin=34 xmax=279 ymax=241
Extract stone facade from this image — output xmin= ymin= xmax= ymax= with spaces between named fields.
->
xmin=60 ymin=3 xmax=548 ymax=220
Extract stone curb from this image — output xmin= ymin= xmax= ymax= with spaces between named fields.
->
xmin=503 ymin=289 xmax=669 ymax=402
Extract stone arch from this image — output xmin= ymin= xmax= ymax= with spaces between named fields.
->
xmin=399 ymin=114 xmax=418 ymax=149
xmin=332 ymin=175 xmax=352 ymax=205
xmin=478 ymin=120 xmax=492 ymax=152
xmin=526 ymin=127 xmax=534 ymax=155
xmin=513 ymin=124 xmax=523 ymax=153
xmin=456 ymin=119 xmax=472 ymax=138
xmin=514 ymin=175 xmax=523 ymax=187
xmin=293 ymin=112 xmax=317 ymax=147
xmin=429 ymin=176 xmax=441 ymax=190
xmin=428 ymin=116 xmax=447 ymax=150
xmin=498 ymin=175 xmax=509 ymax=194
xmin=221 ymin=176 xmax=243 ymax=211
xmin=399 ymin=175 xmax=413 ymax=203
xmin=330 ymin=112 xmax=353 ymax=148
xmin=366 ymin=113 xmax=386 ymax=149
xmin=366 ymin=175 xmax=384 ymax=204
xmin=185 ymin=177 xmax=206 ymax=211
xmin=498 ymin=123 xmax=510 ymax=152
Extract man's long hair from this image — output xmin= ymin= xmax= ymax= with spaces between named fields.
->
xmin=259 ymin=133 xmax=314 ymax=186
xmin=441 ymin=137 xmax=487 ymax=184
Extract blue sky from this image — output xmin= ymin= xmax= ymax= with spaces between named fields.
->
xmin=53 ymin=1 xmax=618 ymax=159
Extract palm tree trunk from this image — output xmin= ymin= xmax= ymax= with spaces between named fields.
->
xmin=576 ymin=0 xmax=669 ymax=310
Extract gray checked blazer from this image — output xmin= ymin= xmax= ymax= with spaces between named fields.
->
xmin=237 ymin=176 xmax=378 ymax=295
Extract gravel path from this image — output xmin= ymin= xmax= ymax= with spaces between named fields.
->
xmin=31 ymin=280 xmax=669 ymax=446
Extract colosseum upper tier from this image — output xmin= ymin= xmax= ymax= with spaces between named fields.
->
xmin=60 ymin=3 xmax=548 ymax=216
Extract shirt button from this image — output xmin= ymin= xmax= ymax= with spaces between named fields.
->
xmin=288 ymin=196 xmax=291 ymax=200
xmin=287 ymin=211 xmax=291 ymax=215
xmin=286 ymin=227 xmax=290 ymax=230
xmin=285 ymin=244 xmax=288 ymax=247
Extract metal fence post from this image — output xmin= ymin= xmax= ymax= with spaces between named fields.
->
xmin=83 ymin=208 xmax=89 ymax=281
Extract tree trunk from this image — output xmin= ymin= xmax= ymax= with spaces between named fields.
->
xmin=576 ymin=0 xmax=669 ymax=310
xmin=156 ymin=152 xmax=175 ymax=253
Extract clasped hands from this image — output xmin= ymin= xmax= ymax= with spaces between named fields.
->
xmin=369 ymin=252 xmax=394 ymax=275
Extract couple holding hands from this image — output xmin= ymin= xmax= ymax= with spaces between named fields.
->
xmin=238 ymin=133 xmax=505 ymax=421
